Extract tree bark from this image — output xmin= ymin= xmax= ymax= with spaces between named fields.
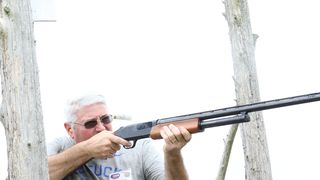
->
xmin=223 ymin=0 xmax=273 ymax=179
xmin=0 ymin=0 xmax=48 ymax=179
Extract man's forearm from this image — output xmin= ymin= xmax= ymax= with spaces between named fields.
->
xmin=48 ymin=141 xmax=91 ymax=180
xmin=164 ymin=151 xmax=189 ymax=180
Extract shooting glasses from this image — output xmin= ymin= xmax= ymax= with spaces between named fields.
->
xmin=73 ymin=114 xmax=113 ymax=129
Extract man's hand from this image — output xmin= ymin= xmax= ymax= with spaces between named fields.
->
xmin=160 ymin=124 xmax=192 ymax=153
xmin=82 ymin=130 xmax=130 ymax=159
xmin=160 ymin=124 xmax=191 ymax=180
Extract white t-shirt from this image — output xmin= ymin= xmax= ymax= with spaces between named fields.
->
xmin=47 ymin=135 xmax=164 ymax=180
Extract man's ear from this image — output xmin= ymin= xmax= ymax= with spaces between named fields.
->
xmin=64 ymin=123 xmax=75 ymax=139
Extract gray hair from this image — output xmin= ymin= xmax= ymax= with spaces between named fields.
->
xmin=64 ymin=94 xmax=106 ymax=124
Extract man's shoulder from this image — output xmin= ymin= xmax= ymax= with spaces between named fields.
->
xmin=47 ymin=135 xmax=75 ymax=155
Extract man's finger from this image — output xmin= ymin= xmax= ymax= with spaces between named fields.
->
xmin=178 ymin=126 xmax=192 ymax=142
xmin=161 ymin=126 xmax=178 ymax=144
xmin=168 ymin=124 xmax=184 ymax=142
xmin=111 ymin=135 xmax=131 ymax=147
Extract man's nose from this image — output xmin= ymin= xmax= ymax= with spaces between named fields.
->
xmin=95 ymin=120 xmax=106 ymax=131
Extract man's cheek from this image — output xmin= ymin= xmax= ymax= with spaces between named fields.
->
xmin=82 ymin=130 xmax=96 ymax=139
xmin=75 ymin=130 xmax=94 ymax=142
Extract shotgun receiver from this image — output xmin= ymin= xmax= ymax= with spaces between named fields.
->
xmin=114 ymin=92 xmax=320 ymax=148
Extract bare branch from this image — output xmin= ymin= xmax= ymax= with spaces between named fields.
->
xmin=216 ymin=124 xmax=239 ymax=180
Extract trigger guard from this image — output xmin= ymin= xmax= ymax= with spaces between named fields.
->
xmin=124 ymin=140 xmax=137 ymax=149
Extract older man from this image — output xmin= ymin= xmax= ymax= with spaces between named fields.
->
xmin=47 ymin=94 xmax=191 ymax=180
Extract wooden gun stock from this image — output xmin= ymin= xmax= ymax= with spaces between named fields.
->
xmin=149 ymin=118 xmax=201 ymax=139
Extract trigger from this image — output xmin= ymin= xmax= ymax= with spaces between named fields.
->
xmin=124 ymin=140 xmax=137 ymax=149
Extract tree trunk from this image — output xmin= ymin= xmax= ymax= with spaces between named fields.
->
xmin=223 ymin=0 xmax=273 ymax=179
xmin=0 ymin=0 xmax=48 ymax=179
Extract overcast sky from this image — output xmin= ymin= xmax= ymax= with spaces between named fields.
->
xmin=1 ymin=0 xmax=320 ymax=179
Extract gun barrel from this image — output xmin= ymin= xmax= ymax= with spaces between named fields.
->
xmin=157 ymin=92 xmax=320 ymax=124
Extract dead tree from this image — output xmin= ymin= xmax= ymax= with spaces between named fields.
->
xmin=0 ymin=0 xmax=48 ymax=179
xmin=217 ymin=0 xmax=273 ymax=179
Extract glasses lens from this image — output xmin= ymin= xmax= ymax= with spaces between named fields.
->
xmin=84 ymin=119 xmax=98 ymax=129
xmin=100 ymin=115 xmax=112 ymax=124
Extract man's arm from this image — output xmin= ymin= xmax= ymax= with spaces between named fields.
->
xmin=48 ymin=141 xmax=91 ymax=180
xmin=160 ymin=124 xmax=191 ymax=180
xmin=48 ymin=131 xmax=130 ymax=180
xmin=164 ymin=150 xmax=188 ymax=180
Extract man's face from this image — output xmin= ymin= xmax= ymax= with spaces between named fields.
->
xmin=66 ymin=103 xmax=113 ymax=143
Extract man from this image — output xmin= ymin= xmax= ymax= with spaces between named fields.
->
xmin=47 ymin=94 xmax=191 ymax=180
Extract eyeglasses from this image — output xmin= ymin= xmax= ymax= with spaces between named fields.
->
xmin=72 ymin=114 xmax=113 ymax=129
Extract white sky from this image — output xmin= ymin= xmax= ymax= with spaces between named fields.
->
xmin=1 ymin=0 xmax=320 ymax=179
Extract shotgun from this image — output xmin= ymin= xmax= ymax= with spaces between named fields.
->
xmin=114 ymin=92 xmax=320 ymax=148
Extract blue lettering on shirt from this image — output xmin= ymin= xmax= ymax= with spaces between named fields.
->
xmin=72 ymin=152 xmax=126 ymax=178
xmin=74 ymin=165 xmax=123 ymax=178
